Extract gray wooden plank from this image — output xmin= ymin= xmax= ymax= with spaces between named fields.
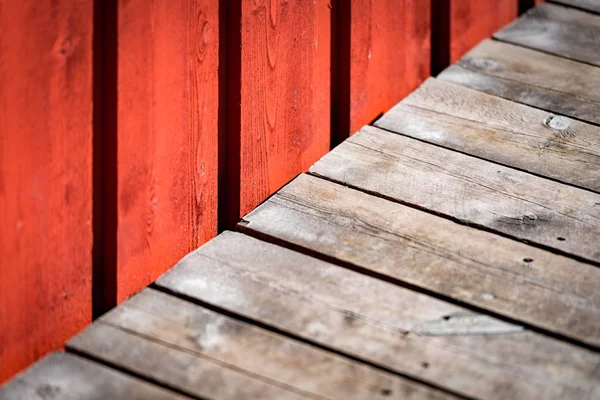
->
xmin=82 ymin=288 xmax=455 ymax=400
xmin=242 ymin=175 xmax=600 ymax=348
xmin=437 ymin=39 xmax=600 ymax=126
xmin=375 ymin=78 xmax=600 ymax=193
xmin=552 ymin=0 xmax=600 ymax=13
xmin=0 ymin=352 xmax=188 ymax=400
xmin=495 ymin=3 xmax=600 ymax=66
xmin=68 ymin=323 xmax=311 ymax=400
xmin=310 ymin=125 xmax=600 ymax=265
xmin=157 ymin=231 xmax=600 ymax=400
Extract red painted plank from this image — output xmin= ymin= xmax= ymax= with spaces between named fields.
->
xmin=232 ymin=0 xmax=331 ymax=219
xmin=116 ymin=0 xmax=220 ymax=302
xmin=345 ymin=0 xmax=431 ymax=137
xmin=0 ymin=0 xmax=93 ymax=382
xmin=450 ymin=0 xmax=518 ymax=62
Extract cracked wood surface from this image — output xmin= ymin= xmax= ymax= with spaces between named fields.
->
xmin=70 ymin=288 xmax=455 ymax=400
xmin=242 ymin=175 xmax=600 ymax=349
xmin=375 ymin=77 xmax=600 ymax=193
xmin=0 ymin=352 xmax=189 ymax=400
xmin=155 ymin=231 xmax=600 ymax=400
xmin=310 ymin=126 xmax=600 ymax=265
xmin=495 ymin=3 xmax=600 ymax=66
xmin=438 ymin=39 xmax=600 ymax=126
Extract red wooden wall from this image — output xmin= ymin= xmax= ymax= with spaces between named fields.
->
xmin=115 ymin=0 xmax=220 ymax=304
xmin=1 ymin=0 xmax=531 ymax=383
xmin=340 ymin=0 xmax=431 ymax=139
xmin=0 ymin=0 xmax=94 ymax=382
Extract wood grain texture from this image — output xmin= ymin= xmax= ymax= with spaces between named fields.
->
xmin=157 ymin=231 xmax=600 ymax=400
xmin=69 ymin=323 xmax=311 ymax=400
xmin=449 ymin=0 xmax=517 ymax=62
xmin=243 ymin=176 xmax=600 ymax=349
xmin=375 ymin=78 xmax=600 ymax=193
xmin=0 ymin=0 xmax=93 ymax=383
xmin=236 ymin=0 xmax=330 ymax=217
xmin=438 ymin=39 xmax=600 ymax=126
xmin=553 ymin=0 xmax=600 ymax=13
xmin=82 ymin=288 xmax=455 ymax=400
xmin=495 ymin=2 xmax=600 ymax=66
xmin=0 ymin=352 xmax=189 ymax=399
xmin=117 ymin=0 xmax=219 ymax=302
xmin=346 ymin=0 xmax=430 ymax=135
xmin=310 ymin=126 xmax=600 ymax=264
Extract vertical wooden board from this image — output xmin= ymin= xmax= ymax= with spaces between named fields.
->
xmin=347 ymin=0 xmax=431 ymax=135
xmin=450 ymin=0 xmax=517 ymax=62
xmin=238 ymin=0 xmax=331 ymax=217
xmin=117 ymin=0 xmax=219 ymax=302
xmin=0 ymin=0 xmax=93 ymax=383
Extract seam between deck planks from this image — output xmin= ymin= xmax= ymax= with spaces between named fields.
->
xmin=149 ymin=284 xmax=472 ymax=400
xmin=154 ymin=231 xmax=600 ymax=400
xmin=308 ymin=169 xmax=600 ymax=270
xmin=237 ymin=183 xmax=600 ymax=353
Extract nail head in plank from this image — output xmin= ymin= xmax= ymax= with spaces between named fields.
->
xmin=375 ymin=77 xmax=600 ymax=193
xmin=310 ymin=126 xmax=600 ymax=265
xmin=495 ymin=3 xmax=600 ymax=66
xmin=552 ymin=0 xmax=600 ymax=13
xmin=157 ymin=231 xmax=600 ymax=400
xmin=243 ymin=174 xmax=600 ymax=348
xmin=86 ymin=288 xmax=454 ymax=400
xmin=438 ymin=39 xmax=600 ymax=126
xmin=68 ymin=322 xmax=311 ymax=400
xmin=0 ymin=352 xmax=189 ymax=399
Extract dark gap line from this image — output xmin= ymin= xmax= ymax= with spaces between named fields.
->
xmin=219 ymin=0 xmax=242 ymax=231
xmin=431 ymin=0 xmax=450 ymax=76
xmin=440 ymin=65 xmax=600 ymax=130
xmin=330 ymin=0 xmax=351 ymax=149
xmin=65 ymin=347 xmax=206 ymax=400
xmin=92 ymin=0 xmax=118 ymax=319
xmin=519 ymin=0 xmax=536 ymax=15
xmin=237 ymin=217 xmax=599 ymax=354
xmin=373 ymin=122 xmax=600 ymax=196
xmin=150 ymin=283 xmax=474 ymax=400
xmin=309 ymin=169 xmax=600 ymax=270
xmin=548 ymin=0 xmax=600 ymax=14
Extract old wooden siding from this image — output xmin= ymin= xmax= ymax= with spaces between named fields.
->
xmin=336 ymin=0 xmax=431 ymax=140
xmin=229 ymin=0 xmax=331 ymax=219
xmin=450 ymin=0 xmax=517 ymax=63
xmin=116 ymin=0 xmax=220 ymax=303
xmin=0 ymin=0 xmax=94 ymax=382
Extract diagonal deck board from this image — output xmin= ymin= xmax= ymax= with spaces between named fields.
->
xmin=375 ymin=77 xmax=600 ymax=193
xmin=155 ymin=231 xmax=600 ymax=400
xmin=552 ymin=0 xmax=600 ymax=14
xmin=0 ymin=353 xmax=190 ymax=399
xmin=68 ymin=323 xmax=312 ymax=400
xmin=71 ymin=288 xmax=454 ymax=400
xmin=437 ymin=39 xmax=600 ymax=126
xmin=495 ymin=3 xmax=600 ymax=66
xmin=241 ymin=175 xmax=600 ymax=348
xmin=310 ymin=126 xmax=600 ymax=265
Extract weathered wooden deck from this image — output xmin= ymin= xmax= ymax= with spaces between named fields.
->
xmin=2 ymin=2 xmax=600 ymax=399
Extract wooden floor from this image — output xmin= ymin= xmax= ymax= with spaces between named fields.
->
xmin=2 ymin=2 xmax=600 ymax=399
